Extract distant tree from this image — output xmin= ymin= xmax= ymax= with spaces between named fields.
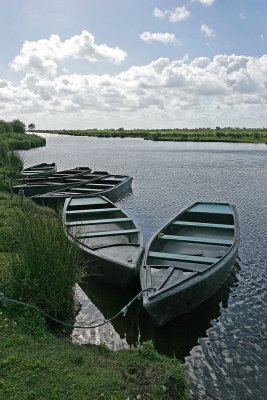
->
xmin=11 ymin=119 xmax=26 ymax=133
xmin=0 ymin=120 xmax=13 ymax=134
xmin=118 ymin=127 xmax=124 ymax=131
xmin=28 ymin=123 xmax=36 ymax=131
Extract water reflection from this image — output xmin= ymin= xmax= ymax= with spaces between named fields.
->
xmin=20 ymin=135 xmax=267 ymax=398
xmin=80 ymin=260 xmax=240 ymax=361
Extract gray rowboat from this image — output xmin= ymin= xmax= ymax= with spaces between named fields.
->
xmin=21 ymin=162 xmax=57 ymax=178
xmin=140 ymin=202 xmax=240 ymax=327
xmin=32 ymin=175 xmax=133 ymax=206
xmin=14 ymin=168 xmax=106 ymax=197
xmin=63 ymin=196 xmax=144 ymax=288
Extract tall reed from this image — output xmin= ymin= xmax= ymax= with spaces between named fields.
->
xmin=7 ymin=208 xmax=84 ymax=320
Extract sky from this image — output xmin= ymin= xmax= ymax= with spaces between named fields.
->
xmin=0 ymin=0 xmax=267 ymax=129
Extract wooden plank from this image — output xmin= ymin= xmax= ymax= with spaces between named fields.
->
xmin=66 ymin=207 xmax=119 ymax=215
xmin=172 ymin=221 xmax=234 ymax=229
xmin=188 ymin=203 xmax=232 ymax=214
xmin=149 ymin=263 xmax=210 ymax=273
xmin=69 ymin=197 xmax=107 ymax=206
xmin=77 ymin=228 xmax=139 ymax=238
xmin=161 ymin=235 xmax=233 ymax=246
xmin=148 ymin=251 xmax=218 ymax=264
xmin=66 ymin=217 xmax=132 ymax=226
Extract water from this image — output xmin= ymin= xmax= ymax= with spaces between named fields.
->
xmin=20 ymin=134 xmax=267 ymax=399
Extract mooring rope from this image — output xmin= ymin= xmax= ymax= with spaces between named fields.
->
xmin=0 ymin=288 xmax=155 ymax=330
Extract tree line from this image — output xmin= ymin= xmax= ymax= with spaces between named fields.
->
xmin=0 ymin=119 xmax=35 ymax=134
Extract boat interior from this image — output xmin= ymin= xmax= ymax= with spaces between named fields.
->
xmin=145 ymin=203 xmax=236 ymax=292
xmin=46 ymin=175 xmax=128 ymax=198
xmin=65 ymin=196 xmax=140 ymax=251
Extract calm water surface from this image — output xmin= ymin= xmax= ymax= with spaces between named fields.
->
xmin=21 ymin=134 xmax=267 ymax=399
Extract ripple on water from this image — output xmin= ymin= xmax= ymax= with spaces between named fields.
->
xmin=20 ymin=136 xmax=267 ymax=399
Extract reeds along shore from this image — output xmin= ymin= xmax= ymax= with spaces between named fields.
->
xmin=35 ymin=127 xmax=267 ymax=143
xmin=0 ymin=128 xmax=188 ymax=400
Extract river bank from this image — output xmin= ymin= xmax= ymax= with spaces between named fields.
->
xmin=19 ymin=134 xmax=267 ymax=399
xmin=0 ymin=134 xmax=188 ymax=399
xmin=35 ymin=127 xmax=267 ymax=143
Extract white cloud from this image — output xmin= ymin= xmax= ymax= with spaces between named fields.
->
xmin=153 ymin=7 xmax=165 ymax=18
xmin=10 ymin=31 xmax=127 ymax=77
xmin=139 ymin=32 xmax=180 ymax=45
xmin=169 ymin=7 xmax=190 ymax=22
xmin=191 ymin=0 xmax=215 ymax=6
xmin=153 ymin=6 xmax=190 ymax=23
xmin=2 ymin=54 xmax=267 ymax=128
xmin=201 ymin=24 xmax=215 ymax=38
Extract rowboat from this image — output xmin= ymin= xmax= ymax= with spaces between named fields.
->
xmin=21 ymin=162 xmax=57 ymax=178
xmin=19 ymin=166 xmax=93 ymax=183
xmin=32 ymin=175 xmax=133 ymax=206
xmin=13 ymin=168 xmax=106 ymax=197
xmin=140 ymin=202 xmax=240 ymax=327
xmin=63 ymin=196 xmax=144 ymax=288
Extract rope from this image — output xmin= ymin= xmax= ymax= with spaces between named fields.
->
xmin=0 ymin=288 xmax=155 ymax=330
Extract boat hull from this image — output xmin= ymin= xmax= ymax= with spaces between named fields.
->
xmin=79 ymin=241 xmax=144 ymax=288
xmin=141 ymin=247 xmax=237 ymax=327
xmin=63 ymin=195 xmax=143 ymax=289
xmin=21 ymin=163 xmax=57 ymax=178
xmin=140 ymin=202 xmax=240 ymax=327
xmin=32 ymin=176 xmax=133 ymax=207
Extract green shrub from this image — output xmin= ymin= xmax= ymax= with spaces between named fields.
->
xmin=6 ymin=209 xmax=84 ymax=321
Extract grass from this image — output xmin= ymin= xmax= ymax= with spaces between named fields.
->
xmin=0 ymin=138 xmax=188 ymax=398
xmin=35 ymin=127 xmax=267 ymax=143
xmin=0 ymin=314 xmax=188 ymax=399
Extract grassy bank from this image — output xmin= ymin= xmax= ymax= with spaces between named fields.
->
xmin=35 ymin=127 xmax=267 ymax=143
xmin=0 ymin=144 xmax=188 ymax=398
xmin=0 ymin=312 xmax=187 ymax=399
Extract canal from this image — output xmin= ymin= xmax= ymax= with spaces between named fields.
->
xmin=20 ymin=134 xmax=267 ymax=399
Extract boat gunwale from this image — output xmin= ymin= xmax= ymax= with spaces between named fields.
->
xmin=142 ymin=201 xmax=239 ymax=300
xmin=32 ymin=175 xmax=132 ymax=200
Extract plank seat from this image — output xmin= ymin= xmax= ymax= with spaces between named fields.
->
xmin=84 ymin=183 xmax=114 ymax=187
xmin=161 ymin=235 xmax=233 ymax=246
xmin=66 ymin=217 xmax=132 ymax=226
xmin=188 ymin=204 xmax=232 ymax=214
xmin=77 ymin=228 xmax=139 ymax=238
xmin=66 ymin=207 xmax=119 ymax=215
xmin=68 ymin=188 xmax=102 ymax=192
xmin=172 ymin=221 xmax=234 ymax=229
xmin=148 ymin=251 xmax=218 ymax=264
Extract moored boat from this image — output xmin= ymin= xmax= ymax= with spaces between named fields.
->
xmin=13 ymin=168 xmax=105 ymax=197
xmin=21 ymin=162 xmax=57 ymax=178
xmin=32 ymin=175 xmax=133 ymax=206
xmin=140 ymin=202 xmax=240 ymax=327
xmin=63 ymin=196 xmax=144 ymax=288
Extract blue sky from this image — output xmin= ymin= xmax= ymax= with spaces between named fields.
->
xmin=1 ymin=0 xmax=267 ymax=129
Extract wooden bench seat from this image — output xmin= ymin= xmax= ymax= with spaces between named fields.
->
xmin=148 ymin=251 xmax=218 ymax=264
xmin=160 ymin=235 xmax=233 ymax=246
xmin=66 ymin=207 xmax=119 ymax=215
xmin=77 ymin=228 xmax=139 ymax=239
xmin=172 ymin=221 xmax=234 ymax=229
xmin=66 ymin=217 xmax=132 ymax=226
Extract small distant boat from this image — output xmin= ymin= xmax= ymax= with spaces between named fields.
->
xmin=63 ymin=196 xmax=144 ymax=288
xmin=20 ymin=166 xmax=93 ymax=183
xmin=32 ymin=175 xmax=133 ymax=206
xmin=21 ymin=162 xmax=57 ymax=178
xmin=14 ymin=167 xmax=102 ymax=197
xmin=140 ymin=202 xmax=240 ymax=327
